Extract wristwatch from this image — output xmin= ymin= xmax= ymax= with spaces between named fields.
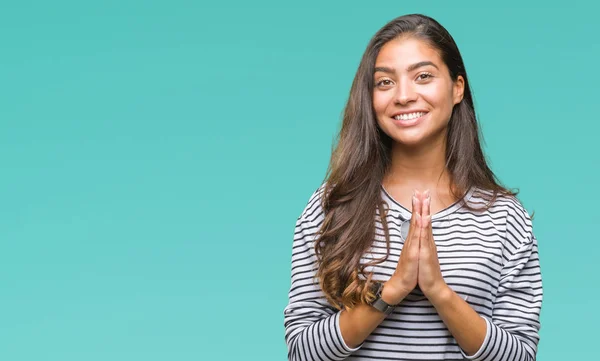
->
xmin=368 ymin=282 xmax=397 ymax=316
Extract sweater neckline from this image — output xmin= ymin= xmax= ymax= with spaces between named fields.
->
xmin=380 ymin=184 xmax=475 ymax=221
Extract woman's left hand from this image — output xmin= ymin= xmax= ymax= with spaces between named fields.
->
xmin=416 ymin=190 xmax=449 ymax=302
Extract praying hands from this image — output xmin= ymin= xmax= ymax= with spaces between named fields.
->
xmin=381 ymin=190 xmax=450 ymax=304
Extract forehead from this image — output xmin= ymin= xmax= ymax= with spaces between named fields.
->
xmin=375 ymin=37 xmax=442 ymax=67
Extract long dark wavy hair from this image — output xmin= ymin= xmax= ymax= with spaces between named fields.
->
xmin=314 ymin=14 xmax=518 ymax=310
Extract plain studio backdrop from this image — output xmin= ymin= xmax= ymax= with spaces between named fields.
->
xmin=1 ymin=0 xmax=598 ymax=360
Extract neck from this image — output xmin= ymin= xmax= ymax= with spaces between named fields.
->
xmin=384 ymin=135 xmax=453 ymax=192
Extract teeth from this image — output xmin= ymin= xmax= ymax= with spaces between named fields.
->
xmin=394 ymin=112 xmax=426 ymax=120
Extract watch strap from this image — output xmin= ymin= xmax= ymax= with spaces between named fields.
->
xmin=368 ymin=282 xmax=396 ymax=316
xmin=371 ymin=296 xmax=396 ymax=315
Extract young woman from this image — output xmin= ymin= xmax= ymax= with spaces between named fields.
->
xmin=283 ymin=14 xmax=542 ymax=361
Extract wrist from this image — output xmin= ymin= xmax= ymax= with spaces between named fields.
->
xmin=382 ymin=280 xmax=408 ymax=305
xmin=426 ymin=282 xmax=453 ymax=307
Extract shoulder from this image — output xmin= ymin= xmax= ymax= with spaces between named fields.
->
xmin=291 ymin=183 xmax=329 ymax=256
xmin=294 ymin=182 xmax=329 ymax=241
xmin=298 ymin=182 xmax=327 ymax=221
xmin=470 ymin=187 xmax=535 ymax=247
xmin=470 ymin=187 xmax=532 ymax=222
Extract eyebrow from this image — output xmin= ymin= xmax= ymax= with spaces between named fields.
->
xmin=374 ymin=61 xmax=439 ymax=74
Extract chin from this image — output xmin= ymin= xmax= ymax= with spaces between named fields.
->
xmin=395 ymin=137 xmax=427 ymax=147
xmin=387 ymin=129 xmax=428 ymax=146
xmin=385 ymin=121 xmax=448 ymax=148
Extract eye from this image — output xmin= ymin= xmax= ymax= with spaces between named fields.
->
xmin=375 ymin=79 xmax=394 ymax=87
xmin=417 ymin=72 xmax=433 ymax=81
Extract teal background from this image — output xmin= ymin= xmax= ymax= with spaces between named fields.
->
xmin=1 ymin=1 xmax=597 ymax=360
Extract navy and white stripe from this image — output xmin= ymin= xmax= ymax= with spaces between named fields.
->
xmin=283 ymin=184 xmax=543 ymax=361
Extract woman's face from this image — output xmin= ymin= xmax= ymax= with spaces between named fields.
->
xmin=372 ymin=36 xmax=464 ymax=148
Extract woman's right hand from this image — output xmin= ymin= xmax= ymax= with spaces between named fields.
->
xmin=381 ymin=192 xmax=422 ymax=305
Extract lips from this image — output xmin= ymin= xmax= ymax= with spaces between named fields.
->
xmin=391 ymin=112 xmax=428 ymax=127
xmin=391 ymin=110 xmax=429 ymax=118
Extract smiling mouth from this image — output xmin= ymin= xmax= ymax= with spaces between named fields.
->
xmin=391 ymin=112 xmax=428 ymax=126
xmin=392 ymin=111 xmax=428 ymax=121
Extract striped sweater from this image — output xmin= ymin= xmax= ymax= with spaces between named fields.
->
xmin=283 ymin=184 xmax=543 ymax=360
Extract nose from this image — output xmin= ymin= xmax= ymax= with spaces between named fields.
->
xmin=395 ymin=78 xmax=417 ymax=105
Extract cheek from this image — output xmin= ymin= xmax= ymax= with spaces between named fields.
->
xmin=421 ymin=84 xmax=454 ymax=109
xmin=372 ymin=92 xmax=391 ymax=114
xmin=421 ymin=90 xmax=444 ymax=107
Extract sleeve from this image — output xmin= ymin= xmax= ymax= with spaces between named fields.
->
xmin=283 ymin=187 xmax=363 ymax=361
xmin=462 ymin=201 xmax=543 ymax=361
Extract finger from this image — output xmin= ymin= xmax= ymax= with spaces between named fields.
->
xmin=411 ymin=196 xmax=424 ymax=253
xmin=426 ymin=194 xmax=435 ymax=250
xmin=420 ymin=193 xmax=432 ymax=248
xmin=414 ymin=189 xmax=423 ymax=216
xmin=415 ymin=212 xmax=423 ymax=252
xmin=417 ymin=189 xmax=425 ymax=203
xmin=414 ymin=213 xmax=422 ymax=255
xmin=429 ymin=224 xmax=436 ymax=253
xmin=421 ymin=209 xmax=435 ymax=252
xmin=414 ymin=192 xmax=425 ymax=252
xmin=421 ymin=214 xmax=431 ymax=247
xmin=429 ymin=216 xmax=437 ymax=252
xmin=406 ymin=194 xmax=420 ymax=244
xmin=420 ymin=191 xmax=428 ymax=226
xmin=421 ymin=190 xmax=431 ymax=228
